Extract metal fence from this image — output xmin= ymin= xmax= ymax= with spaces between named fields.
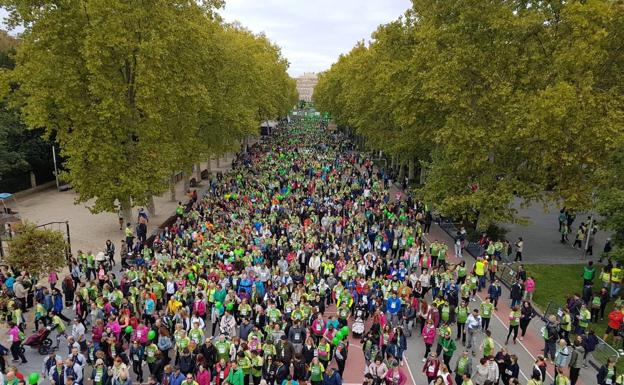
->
xmin=436 ymin=216 xmax=513 ymax=264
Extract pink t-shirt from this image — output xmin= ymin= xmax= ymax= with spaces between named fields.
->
xmin=525 ymin=278 xmax=535 ymax=293
xmin=8 ymin=326 xmax=20 ymax=342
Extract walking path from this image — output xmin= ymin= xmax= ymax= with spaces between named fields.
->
xmin=1 ymin=130 xmax=600 ymax=385
xmin=502 ymin=200 xmax=610 ymax=264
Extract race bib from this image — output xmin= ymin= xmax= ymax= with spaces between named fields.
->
xmin=428 ymin=365 xmax=435 ymax=374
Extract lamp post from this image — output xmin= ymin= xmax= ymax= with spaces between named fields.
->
xmin=52 ymin=144 xmax=60 ymax=191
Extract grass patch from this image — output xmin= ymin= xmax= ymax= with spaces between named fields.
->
xmin=523 ymin=264 xmax=596 ymax=311
xmin=522 ymin=264 xmax=622 ymax=368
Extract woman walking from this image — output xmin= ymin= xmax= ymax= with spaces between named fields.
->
xmin=7 ymin=322 xmax=27 ymax=364
xmin=519 ymin=301 xmax=536 ymax=341
xmin=505 ymin=306 xmax=521 ymax=345
xmin=422 ymin=320 xmax=436 ymax=362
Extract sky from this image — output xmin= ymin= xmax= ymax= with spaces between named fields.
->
xmin=1 ymin=1 xmax=413 ymax=77
xmin=218 ymin=0 xmax=412 ymax=77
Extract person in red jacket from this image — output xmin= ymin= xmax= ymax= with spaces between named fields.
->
xmin=603 ymin=307 xmax=623 ymax=343
xmin=213 ymin=358 xmax=230 ymax=385
xmin=423 ymin=352 xmax=441 ymax=384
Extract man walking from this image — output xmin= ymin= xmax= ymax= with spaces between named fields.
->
xmin=465 ymin=309 xmax=482 ymax=356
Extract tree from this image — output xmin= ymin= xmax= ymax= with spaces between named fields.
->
xmin=314 ymin=0 xmax=624 ymax=231
xmin=1 ymin=1 xmax=297 ymax=220
xmin=6 ymin=223 xmax=67 ymax=276
xmin=0 ymin=107 xmax=29 ymax=175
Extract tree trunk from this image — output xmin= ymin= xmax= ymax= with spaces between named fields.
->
xmin=474 ymin=210 xmax=482 ymax=231
xmin=216 ymin=156 xmax=220 ymax=168
xmin=120 ymin=196 xmax=133 ymax=225
xmin=169 ymin=175 xmax=176 ymax=202
xmin=195 ymin=163 xmax=202 ymax=182
xmin=183 ymin=172 xmax=190 ymax=192
xmin=419 ymin=166 xmax=426 ymax=185
xmin=147 ymin=196 xmax=156 ymax=217
xmin=408 ymin=158 xmax=415 ymax=181
xmin=398 ymin=161 xmax=406 ymax=181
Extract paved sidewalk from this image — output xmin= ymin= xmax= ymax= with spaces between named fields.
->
xmin=502 ymin=200 xmax=610 ymax=264
xmin=5 ymin=156 xmax=235 ymax=261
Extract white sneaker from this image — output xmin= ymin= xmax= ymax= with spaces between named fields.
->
xmin=422 ymin=358 xmax=426 ymax=362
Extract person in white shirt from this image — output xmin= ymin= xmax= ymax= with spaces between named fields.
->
xmin=71 ymin=319 xmax=86 ymax=346
xmin=465 ymin=309 xmax=482 ymax=355
xmin=486 ymin=356 xmax=500 ymax=383
xmin=308 ymin=253 xmax=321 ymax=273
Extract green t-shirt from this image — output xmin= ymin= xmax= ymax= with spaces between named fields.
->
xmin=310 ymin=363 xmax=325 ymax=381
xmin=457 ymin=307 xmax=468 ymax=323
xmin=456 ymin=357 xmax=469 ymax=375
xmin=481 ymin=303 xmax=493 ymax=319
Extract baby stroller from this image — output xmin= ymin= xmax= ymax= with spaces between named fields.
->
xmin=23 ymin=326 xmax=53 ymax=355
xmin=352 ymin=317 xmax=365 ymax=338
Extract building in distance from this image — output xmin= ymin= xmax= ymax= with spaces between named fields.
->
xmin=296 ymin=72 xmax=318 ymax=102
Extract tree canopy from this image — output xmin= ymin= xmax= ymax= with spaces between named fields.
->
xmin=0 ymin=0 xmax=297 ymax=213
xmin=6 ymin=223 xmax=68 ymax=276
xmin=314 ymin=0 xmax=624 ymax=232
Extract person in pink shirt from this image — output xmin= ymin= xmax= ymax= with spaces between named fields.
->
xmin=422 ymin=319 xmax=437 ymax=362
xmin=195 ymin=364 xmax=211 ymax=385
xmin=7 ymin=322 xmax=27 ymax=364
xmin=310 ymin=313 xmax=326 ymax=341
xmin=385 ymin=360 xmax=407 ymax=385
xmin=524 ymin=276 xmax=536 ymax=301
xmin=48 ymin=270 xmax=59 ymax=290
xmin=132 ymin=323 xmax=149 ymax=345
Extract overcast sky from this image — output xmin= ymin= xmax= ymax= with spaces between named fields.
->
xmin=218 ymin=0 xmax=412 ymax=77
xmin=1 ymin=1 xmax=412 ymax=77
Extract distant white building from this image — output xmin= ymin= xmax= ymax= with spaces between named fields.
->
xmin=296 ymin=72 xmax=318 ymax=102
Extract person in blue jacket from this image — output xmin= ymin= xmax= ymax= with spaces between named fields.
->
xmin=323 ymin=367 xmax=342 ymax=385
xmin=487 ymin=279 xmax=502 ymax=310
xmin=386 ymin=292 xmax=402 ymax=326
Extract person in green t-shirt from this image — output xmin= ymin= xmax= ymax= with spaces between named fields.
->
xmin=144 ymin=342 xmax=159 ymax=373
xmin=225 ymin=361 xmax=245 ymax=385
xmin=50 ymin=311 xmax=67 ymax=349
xmin=250 ymin=350 xmax=264 ymax=384
xmin=236 ymin=351 xmax=252 ymax=385
xmin=480 ymin=298 xmax=494 ymax=331
xmin=456 ymin=301 xmax=469 ymax=344
xmin=481 ymin=330 xmax=495 ymax=358
xmin=438 ymin=331 xmax=457 ymax=367
xmin=454 ymin=350 xmax=473 ymax=385
xmin=215 ymin=335 xmax=231 ymax=362
xmin=309 ymin=357 xmax=325 ymax=385
xmin=505 ymin=306 xmax=521 ymax=345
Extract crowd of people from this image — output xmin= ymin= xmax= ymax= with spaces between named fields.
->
xmin=0 ymin=117 xmax=615 ymax=385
